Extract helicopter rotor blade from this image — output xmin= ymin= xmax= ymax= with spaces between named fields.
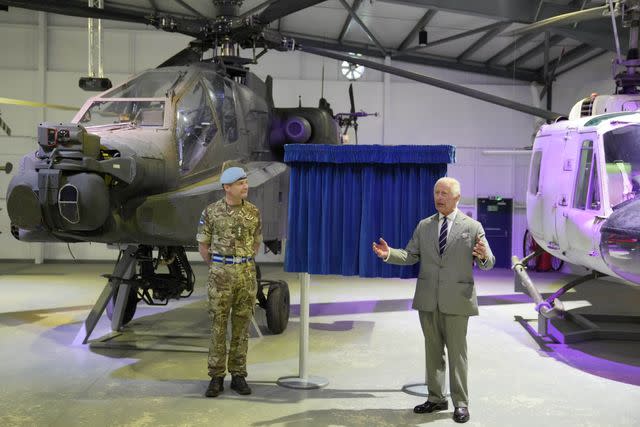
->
xmin=258 ymin=0 xmax=327 ymax=25
xmin=0 ymin=0 xmax=149 ymax=25
xmin=298 ymin=45 xmax=563 ymax=121
xmin=349 ymin=83 xmax=355 ymax=115
xmin=506 ymin=5 xmax=610 ymax=37
xmin=157 ymin=45 xmax=203 ymax=68
xmin=0 ymin=0 xmax=208 ymax=38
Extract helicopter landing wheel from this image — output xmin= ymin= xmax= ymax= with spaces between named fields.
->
xmin=106 ymin=285 xmax=139 ymax=326
xmin=265 ymin=281 xmax=290 ymax=335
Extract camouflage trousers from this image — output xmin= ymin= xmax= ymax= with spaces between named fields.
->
xmin=207 ymin=262 xmax=257 ymax=378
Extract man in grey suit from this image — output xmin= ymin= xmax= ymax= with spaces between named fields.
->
xmin=372 ymin=177 xmax=494 ymax=424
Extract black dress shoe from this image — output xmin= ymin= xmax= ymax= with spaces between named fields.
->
xmin=230 ymin=375 xmax=252 ymax=395
xmin=413 ymin=400 xmax=448 ymax=414
xmin=205 ymin=376 xmax=224 ymax=398
xmin=453 ymin=407 xmax=470 ymax=423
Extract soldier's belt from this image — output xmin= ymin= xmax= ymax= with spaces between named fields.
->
xmin=211 ymin=254 xmax=254 ymax=264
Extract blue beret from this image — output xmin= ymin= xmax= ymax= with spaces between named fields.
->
xmin=220 ymin=167 xmax=247 ymax=185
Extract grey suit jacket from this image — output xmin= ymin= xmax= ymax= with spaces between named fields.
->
xmin=386 ymin=210 xmax=495 ymax=316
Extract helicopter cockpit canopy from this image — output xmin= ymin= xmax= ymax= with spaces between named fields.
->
xmin=603 ymin=125 xmax=640 ymax=208
xmin=174 ymin=69 xmax=238 ymax=174
xmin=74 ymin=69 xmax=186 ymax=127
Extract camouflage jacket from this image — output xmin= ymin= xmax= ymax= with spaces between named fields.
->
xmin=196 ymin=198 xmax=262 ymax=257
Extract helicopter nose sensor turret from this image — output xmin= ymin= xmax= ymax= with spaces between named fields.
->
xmin=6 ymin=123 xmax=110 ymax=234
xmin=600 ymin=198 xmax=640 ymax=283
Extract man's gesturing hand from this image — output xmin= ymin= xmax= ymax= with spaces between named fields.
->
xmin=372 ymin=237 xmax=390 ymax=259
xmin=472 ymin=236 xmax=487 ymax=261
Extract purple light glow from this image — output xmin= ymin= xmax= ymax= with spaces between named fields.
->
xmin=546 ymin=342 xmax=640 ymax=386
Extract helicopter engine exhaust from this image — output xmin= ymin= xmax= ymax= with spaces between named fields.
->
xmin=284 ymin=116 xmax=312 ymax=143
xmin=269 ymin=107 xmax=340 ymax=151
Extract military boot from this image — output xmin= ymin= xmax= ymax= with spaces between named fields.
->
xmin=230 ymin=375 xmax=252 ymax=395
xmin=205 ymin=376 xmax=224 ymax=397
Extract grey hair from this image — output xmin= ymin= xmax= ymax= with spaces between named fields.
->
xmin=435 ymin=177 xmax=461 ymax=197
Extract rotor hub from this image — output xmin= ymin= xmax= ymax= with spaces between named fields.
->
xmin=212 ymin=0 xmax=243 ymax=18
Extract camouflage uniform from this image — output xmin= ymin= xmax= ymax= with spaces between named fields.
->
xmin=196 ymin=198 xmax=262 ymax=378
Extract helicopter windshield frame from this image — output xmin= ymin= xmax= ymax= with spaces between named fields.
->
xmin=73 ymin=97 xmax=168 ymax=128
xmin=602 ymin=124 xmax=640 ymax=208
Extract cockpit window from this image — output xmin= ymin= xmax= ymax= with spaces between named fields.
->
xmin=105 ymin=70 xmax=185 ymax=98
xmin=202 ymin=72 xmax=238 ymax=144
xmin=603 ymin=125 xmax=640 ymax=207
xmin=78 ymin=100 xmax=165 ymax=127
xmin=529 ymin=151 xmax=543 ymax=195
xmin=574 ymin=140 xmax=600 ymax=210
xmin=175 ymin=80 xmax=217 ymax=174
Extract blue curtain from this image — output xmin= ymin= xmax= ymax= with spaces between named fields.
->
xmin=284 ymin=144 xmax=455 ymax=278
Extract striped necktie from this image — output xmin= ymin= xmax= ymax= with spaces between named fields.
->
xmin=439 ymin=216 xmax=448 ymax=256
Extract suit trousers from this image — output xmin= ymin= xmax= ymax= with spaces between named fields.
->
xmin=419 ymin=309 xmax=469 ymax=407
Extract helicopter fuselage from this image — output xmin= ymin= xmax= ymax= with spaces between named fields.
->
xmin=527 ymin=110 xmax=640 ymax=285
xmin=6 ymin=62 xmax=340 ymax=249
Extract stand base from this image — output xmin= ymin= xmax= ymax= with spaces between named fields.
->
xmin=402 ymin=382 xmax=451 ymax=398
xmin=277 ymin=375 xmax=328 ymax=390
xmin=402 ymin=382 xmax=428 ymax=397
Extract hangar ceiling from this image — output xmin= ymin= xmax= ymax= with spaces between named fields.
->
xmin=0 ymin=1 xmax=621 ymax=83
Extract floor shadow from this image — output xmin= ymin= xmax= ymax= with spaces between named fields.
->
xmin=251 ymin=407 xmax=451 ymax=427
xmin=0 ymin=304 xmax=94 ymax=326
xmin=544 ymin=340 xmax=640 ymax=386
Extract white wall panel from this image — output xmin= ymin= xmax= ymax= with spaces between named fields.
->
xmin=448 ymin=163 xmax=475 ymax=206
xmin=0 ymin=9 xmax=37 ymax=25
xmin=453 ymin=147 xmax=476 ymax=165
xmin=48 ymin=28 xmax=137 ymax=74
xmin=0 ymin=69 xmax=41 ymax=138
xmin=387 ymin=82 xmax=534 ymax=149
xmin=48 ymin=28 xmax=88 ymax=72
xmin=476 ymin=165 xmax=513 ymax=198
xmin=133 ymin=32 xmax=192 ymax=72
xmin=0 ymin=26 xmax=37 ymax=70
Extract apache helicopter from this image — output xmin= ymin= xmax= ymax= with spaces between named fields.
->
xmin=3 ymin=0 xmax=349 ymax=342
xmin=4 ymin=0 xmax=637 ymax=345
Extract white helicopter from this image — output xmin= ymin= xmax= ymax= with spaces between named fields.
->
xmin=512 ymin=1 xmax=640 ymax=334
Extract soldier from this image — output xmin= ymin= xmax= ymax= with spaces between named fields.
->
xmin=196 ymin=166 xmax=262 ymax=398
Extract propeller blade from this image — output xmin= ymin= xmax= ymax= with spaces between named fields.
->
xmin=506 ymin=5 xmax=610 ymax=37
xmin=349 ymin=83 xmax=355 ymax=115
xmin=299 ymin=45 xmax=563 ymax=121
xmin=354 ymin=122 xmax=358 ymax=145
xmin=258 ymin=0 xmax=326 ymax=24
xmin=0 ymin=0 xmax=150 ymax=25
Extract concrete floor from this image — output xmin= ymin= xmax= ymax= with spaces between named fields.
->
xmin=0 ymin=262 xmax=638 ymax=427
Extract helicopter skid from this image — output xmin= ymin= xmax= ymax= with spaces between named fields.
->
xmin=516 ymin=311 xmax=640 ymax=345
